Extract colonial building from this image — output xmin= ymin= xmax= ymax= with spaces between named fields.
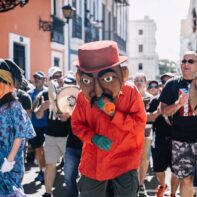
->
xmin=128 ymin=16 xmax=159 ymax=80
xmin=0 ymin=0 xmax=129 ymax=81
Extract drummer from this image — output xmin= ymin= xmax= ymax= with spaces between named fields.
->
xmin=35 ymin=67 xmax=70 ymax=197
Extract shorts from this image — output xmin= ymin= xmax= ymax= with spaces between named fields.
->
xmin=151 ymin=136 xmax=173 ymax=172
xmin=172 ymin=140 xmax=197 ymax=178
xmin=28 ymin=127 xmax=46 ymax=149
xmin=78 ymin=170 xmax=139 ymax=197
xmin=44 ymin=135 xmax=68 ymax=165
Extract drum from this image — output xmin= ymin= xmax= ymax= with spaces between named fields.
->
xmin=56 ymin=85 xmax=80 ymax=115
xmin=48 ymin=80 xmax=58 ymax=101
xmin=189 ymin=76 xmax=197 ymax=111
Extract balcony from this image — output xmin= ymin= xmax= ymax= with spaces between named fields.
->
xmin=51 ymin=15 xmax=65 ymax=45
xmin=113 ymin=33 xmax=126 ymax=52
xmin=114 ymin=0 xmax=129 ymax=6
xmin=84 ymin=18 xmax=100 ymax=42
xmin=72 ymin=14 xmax=82 ymax=39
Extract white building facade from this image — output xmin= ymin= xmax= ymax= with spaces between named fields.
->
xmin=128 ymin=16 xmax=159 ymax=80
xmin=180 ymin=0 xmax=197 ymax=58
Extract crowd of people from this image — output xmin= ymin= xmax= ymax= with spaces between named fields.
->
xmin=0 ymin=40 xmax=197 ymax=197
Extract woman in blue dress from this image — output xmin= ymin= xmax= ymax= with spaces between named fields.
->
xmin=0 ymin=59 xmax=36 ymax=196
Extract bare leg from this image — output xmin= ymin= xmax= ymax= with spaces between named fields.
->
xmin=139 ymin=137 xmax=151 ymax=185
xmin=155 ymin=171 xmax=166 ymax=186
xmin=180 ymin=176 xmax=194 ymax=197
xmin=44 ymin=163 xmax=56 ymax=194
xmin=170 ymin=173 xmax=179 ymax=195
xmin=35 ymin=146 xmax=45 ymax=170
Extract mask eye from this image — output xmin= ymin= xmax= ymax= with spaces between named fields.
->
xmin=103 ymin=76 xmax=113 ymax=83
xmin=82 ymin=78 xmax=91 ymax=85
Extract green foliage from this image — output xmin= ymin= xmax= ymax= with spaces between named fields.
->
xmin=159 ymin=59 xmax=177 ymax=75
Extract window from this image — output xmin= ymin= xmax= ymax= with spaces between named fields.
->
xmin=192 ymin=9 xmax=196 ymax=32
xmin=138 ymin=29 xmax=143 ymax=35
xmin=139 ymin=44 xmax=143 ymax=52
xmin=54 ymin=57 xmax=60 ymax=67
xmin=14 ymin=43 xmax=26 ymax=74
xmin=138 ymin=63 xmax=143 ymax=70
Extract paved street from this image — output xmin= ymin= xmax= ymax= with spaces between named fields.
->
xmin=22 ymin=159 xmax=180 ymax=197
xmin=23 ymin=160 xmax=65 ymax=197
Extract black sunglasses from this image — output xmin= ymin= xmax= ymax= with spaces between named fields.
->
xmin=34 ymin=76 xmax=43 ymax=80
xmin=181 ymin=59 xmax=197 ymax=64
xmin=148 ymin=85 xmax=159 ymax=89
xmin=52 ymin=74 xmax=62 ymax=80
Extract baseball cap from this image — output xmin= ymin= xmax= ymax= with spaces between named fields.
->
xmin=33 ymin=71 xmax=46 ymax=79
xmin=64 ymin=73 xmax=76 ymax=84
xmin=160 ymin=72 xmax=174 ymax=80
xmin=147 ymin=80 xmax=159 ymax=89
xmin=48 ymin=67 xmax=62 ymax=79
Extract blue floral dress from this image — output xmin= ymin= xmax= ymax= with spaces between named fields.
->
xmin=0 ymin=101 xmax=36 ymax=196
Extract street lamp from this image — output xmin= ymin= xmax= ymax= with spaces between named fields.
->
xmin=62 ymin=4 xmax=76 ymax=70
xmin=62 ymin=4 xmax=76 ymax=23
xmin=38 ymin=4 xmax=76 ymax=70
xmin=39 ymin=4 xmax=76 ymax=32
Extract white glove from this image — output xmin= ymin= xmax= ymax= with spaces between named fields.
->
xmin=13 ymin=186 xmax=27 ymax=197
xmin=1 ymin=158 xmax=15 ymax=173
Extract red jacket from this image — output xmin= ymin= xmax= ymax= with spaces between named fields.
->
xmin=71 ymin=82 xmax=146 ymax=181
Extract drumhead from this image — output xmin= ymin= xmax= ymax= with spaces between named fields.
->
xmin=48 ymin=80 xmax=58 ymax=101
xmin=57 ymin=85 xmax=80 ymax=114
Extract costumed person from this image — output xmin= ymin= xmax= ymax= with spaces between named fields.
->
xmin=0 ymin=59 xmax=36 ymax=196
xmin=5 ymin=59 xmax=32 ymax=117
xmin=71 ymin=40 xmax=146 ymax=197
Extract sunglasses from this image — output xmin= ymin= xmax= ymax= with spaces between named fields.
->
xmin=134 ymin=79 xmax=145 ymax=83
xmin=52 ymin=74 xmax=62 ymax=80
xmin=181 ymin=59 xmax=197 ymax=64
xmin=148 ymin=85 xmax=159 ymax=89
xmin=34 ymin=76 xmax=43 ymax=80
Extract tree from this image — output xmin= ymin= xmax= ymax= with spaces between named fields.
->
xmin=159 ymin=59 xmax=178 ymax=75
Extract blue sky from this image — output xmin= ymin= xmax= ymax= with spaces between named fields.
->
xmin=129 ymin=0 xmax=190 ymax=61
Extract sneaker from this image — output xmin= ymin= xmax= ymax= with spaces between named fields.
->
xmin=155 ymin=184 xmax=168 ymax=197
xmin=35 ymin=171 xmax=44 ymax=183
xmin=60 ymin=158 xmax=64 ymax=168
xmin=138 ymin=184 xmax=147 ymax=196
xmin=42 ymin=193 xmax=51 ymax=197
xmin=168 ymin=194 xmax=176 ymax=197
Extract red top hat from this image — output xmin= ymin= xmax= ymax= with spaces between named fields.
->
xmin=73 ymin=40 xmax=128 ymax=73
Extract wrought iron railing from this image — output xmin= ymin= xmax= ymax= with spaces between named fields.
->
xmin=51 ymin=16 xmax=65 ymax=44
xmin=72 ymin=14 xmax=82 ymax=39
xmin=113 ymin=33 xmax=126 ymax=52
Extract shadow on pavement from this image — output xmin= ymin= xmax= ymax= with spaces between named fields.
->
xmin=23 ymin=161 xmax=66 ymax=197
